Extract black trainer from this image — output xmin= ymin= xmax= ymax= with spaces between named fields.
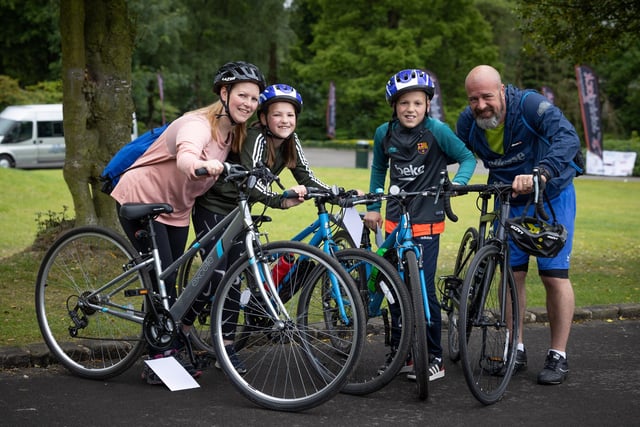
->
xmin=493 ymin=347 xmax=527 ymax=377
xmin=378 ymin=347 xmax=413 ymax=375
xmin=514 ymin=348 xmax=527 ymax=373
xmin=537 ymin=351 xmax=569 ymax=385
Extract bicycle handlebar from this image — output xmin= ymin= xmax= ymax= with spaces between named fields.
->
xmin=195 ymin=162 xmax=285 ymax=191
xmin=337 ymin=168 xmax=550 ymax=224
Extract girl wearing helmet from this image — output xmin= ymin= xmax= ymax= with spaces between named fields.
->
xmin=363 ymin=69 xmax=477 ymax=382
xmin=111 ymin=61 xmax=265 ymax=385
xmin=189 ymin=84 xmax=334 ymax=374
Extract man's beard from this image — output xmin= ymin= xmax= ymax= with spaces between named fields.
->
xmin=473 ymin=98 xmax=504 ymax=130
xmin=475 ymin=114 xmax=500 ymax=130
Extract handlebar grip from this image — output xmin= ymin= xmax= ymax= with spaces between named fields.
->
xmin=195 ymin=167 xmax=208 ymax=176
xmin=532 ymin=168 xmax=549 ymax=221
xmin=443 ymin=192 xmax=458 ymax=222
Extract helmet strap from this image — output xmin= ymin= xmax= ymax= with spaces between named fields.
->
xmin=216 ymin=85 xmax=238 ymax=126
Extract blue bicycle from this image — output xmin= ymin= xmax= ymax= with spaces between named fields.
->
xmin=340 ymin=173 xmax=458 ymax=401
xmin=286 ymin=186 xmax=414 ymax=395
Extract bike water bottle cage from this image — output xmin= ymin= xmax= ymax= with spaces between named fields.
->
xmin=385 ymin=69 xmax=435 ymax=105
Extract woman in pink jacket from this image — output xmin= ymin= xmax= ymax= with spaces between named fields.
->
xmin=110 ymin=61 xmax=266 ymax=384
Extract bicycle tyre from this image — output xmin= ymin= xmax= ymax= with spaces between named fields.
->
xmin=405 ymin=250 xmax=429 ymax=400
xmin=338 ymin=248 xmax=414 ymax=396
xmin=210 ymin=241 xmax=366 ymax=412
xmin=447 ymin=227 xmax=478 ymax=362
xmin=458 ymin=243 xmax=518 ymax=405
xmin=35 ymin=226 xmax=149 ymax=379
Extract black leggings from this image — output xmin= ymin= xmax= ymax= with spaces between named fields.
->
xmin=183 ymin=203 xmax=243 ymax=341
xmin=117 ymin=203 xmax=188 ymax=306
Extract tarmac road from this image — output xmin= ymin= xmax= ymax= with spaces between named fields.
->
xmin=1 ymin=319 xmax=639 ymax=426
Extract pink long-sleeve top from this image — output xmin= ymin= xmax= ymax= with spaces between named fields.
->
xmin=110 ymin=112 xmax=230 ymax=226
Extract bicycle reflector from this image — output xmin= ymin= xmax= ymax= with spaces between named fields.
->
xmin=506 ymin=216 xmax=567 ymax=258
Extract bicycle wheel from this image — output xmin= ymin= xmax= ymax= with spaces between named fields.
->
xmin=332 ymin=229 xmax=357 ymax=249
xmin=404 ymin=250 xmax=429 ymax=400
xmin=447 ymin=227 xmax=478 ymax=362
xmin=458 ymin=243 xmax=518 ymax=405
xmin=211 ymin=241 xmax=365 ymax=412
xmin=338 ymin=248 xmax=413 ymax=396
xmin=35 ymin=226 xmax=149 ymax=379
xmin=176 ymin=246 xmax=215 ymax=354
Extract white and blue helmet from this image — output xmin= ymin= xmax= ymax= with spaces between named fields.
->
xmin=258 ymin=84 xmax=303 ymax=116
xmin=385 ymin=69 xmax=435 ymax=105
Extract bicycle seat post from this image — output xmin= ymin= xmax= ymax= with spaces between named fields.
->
xmin=145 ymin=218 xmax=171 ymax=311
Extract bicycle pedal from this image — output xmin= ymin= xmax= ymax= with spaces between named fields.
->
xmin=124 ymin=288 xmax=148 ymax=297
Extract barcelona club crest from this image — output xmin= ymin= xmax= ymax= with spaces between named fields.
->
xmin=417 ymin=141 xmax=429 ymax=154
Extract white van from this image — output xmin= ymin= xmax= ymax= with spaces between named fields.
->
xmin=0 ymin=104 xmax=138 ymax=169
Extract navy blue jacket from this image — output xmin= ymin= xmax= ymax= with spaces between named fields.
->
xmin=456 ymin=85 xmax=580 ymax=202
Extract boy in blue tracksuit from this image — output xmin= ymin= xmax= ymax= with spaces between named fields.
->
xmin=456 ymin=64 xmax=580 ymax=385
xmin=364 ymin=68 xmax=476 ymax=382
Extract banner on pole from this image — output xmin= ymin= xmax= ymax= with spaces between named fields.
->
xmin=425 ymin=69 xmax=444 ymax=122
xmin=326 ymin=81 xmax=336 ymax=139
xmin=575 ymin=65 xmax=603 ymax=174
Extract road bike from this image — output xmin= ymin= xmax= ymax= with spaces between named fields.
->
xmin=35 ymin=163 xmax=366 ymax=412
xmin=439 ymin=169 xmax=550 ymax=404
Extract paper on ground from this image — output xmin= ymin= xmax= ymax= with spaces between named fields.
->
xmin=144 ymin=356 xmax=200 ymax=391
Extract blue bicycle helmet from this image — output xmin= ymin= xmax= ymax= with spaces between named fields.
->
xmin=258 ymin=84 xmax=304 ymax=116
xmin=385 ymin=69 xmax=435 ymax=105
xmin=213 ymin=61 xmax=266 ymax=95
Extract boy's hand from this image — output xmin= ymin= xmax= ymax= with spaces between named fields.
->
xmin=364 ymin=211 xmax=382 ymax=231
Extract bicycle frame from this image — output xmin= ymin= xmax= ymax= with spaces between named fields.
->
xmin=376 ymin=207 xmax=431 ymax=326
xmin=473 ymin=194 xmax=513 ymax=328
xmin=289 ymin=192 xmax=354 ymax=322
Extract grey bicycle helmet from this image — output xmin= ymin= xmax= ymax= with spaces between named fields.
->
xmin=385 ymin=69 xmax=435 ymax=105
xmin=213 ymin=61 xmax=266 ymax=95
xmin=507 ymin=216 xmax=567 ymax=258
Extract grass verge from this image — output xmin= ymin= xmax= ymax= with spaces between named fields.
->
xmin=1 ymin=168 xmax=639 ymax=347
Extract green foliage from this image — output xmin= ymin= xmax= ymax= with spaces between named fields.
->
xmin=0 ymin=75 xmax=62 ymax=110
xmin=515 ymin=0 xmax=640 ymax=65
xmin=290 ymin=0 xmax=498 ymax=137
xmin=1 ymin=0 xmax=638 ymax=143
xmin=33 ymin=206 xmax=74 ymax=251
xmin=0 ymin=0 xmax=60 ymax=85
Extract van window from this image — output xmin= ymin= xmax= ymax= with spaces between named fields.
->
xmin=0 ymin=119 xmax=33 ymax=143
xmin=37 ymin=121 xmax=64 ymax=138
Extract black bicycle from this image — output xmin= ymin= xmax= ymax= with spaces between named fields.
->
xmin=441 ymin=168 xmax=551 ymax=404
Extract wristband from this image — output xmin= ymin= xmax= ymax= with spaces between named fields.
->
xmin=538 ymin=166 xmax=552 ymax=182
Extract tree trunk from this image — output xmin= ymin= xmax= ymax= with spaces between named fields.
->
xmin=60 ymin=0 xmax=134 ymax=227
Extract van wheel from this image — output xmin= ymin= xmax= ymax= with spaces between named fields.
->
xmin=0 ymin=154 xmax=15 ymax=168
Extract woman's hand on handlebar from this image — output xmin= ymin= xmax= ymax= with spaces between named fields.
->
xmin=195 ymin=159 xmax=224 ymax=177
